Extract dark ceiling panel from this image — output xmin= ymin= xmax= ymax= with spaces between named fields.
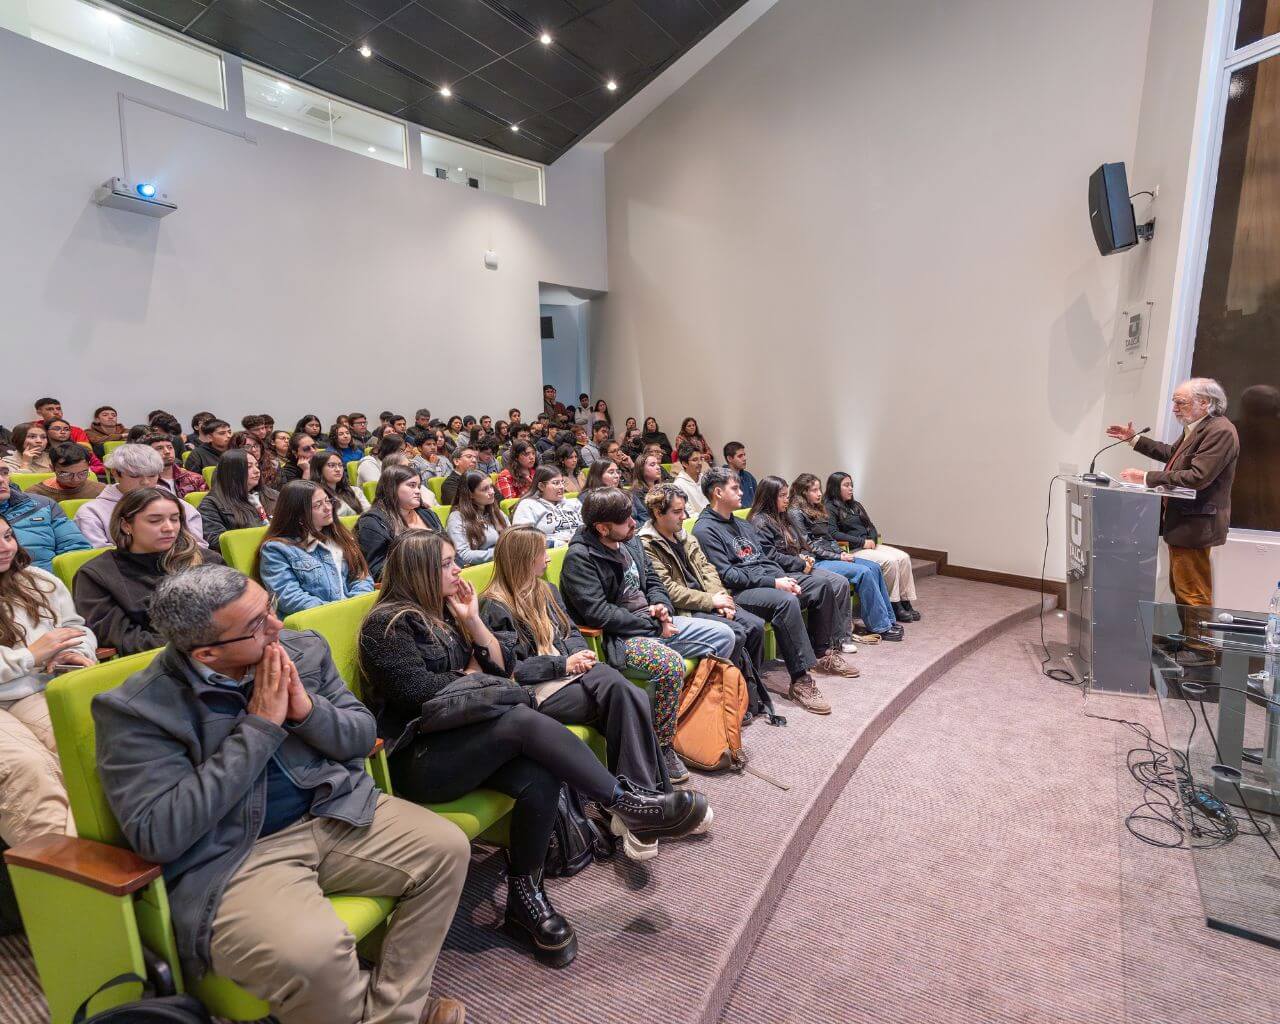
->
xmin=120 ymin=0 xmax=744 ymax=162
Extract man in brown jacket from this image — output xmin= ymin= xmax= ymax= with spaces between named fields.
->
xmin=1108 ymin=377 xmax=1240 ymax=612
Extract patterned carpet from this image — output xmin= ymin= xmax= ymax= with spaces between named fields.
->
xmin=720 ymin=617 xmax=1280 ymax=1024
xmin=0 ymin=570 xmax=1048 ymax=1024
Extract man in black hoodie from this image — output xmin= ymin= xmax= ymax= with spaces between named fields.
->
xmin=184 ymin=418 xmax=232 ymax=474
xmin=560 ymin=487 xmax=737 ymax=782
xmin=693 ymin=467 xmax=854 ymax=715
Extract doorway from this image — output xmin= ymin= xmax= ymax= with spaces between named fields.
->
xmin=538 ymin=284 xmax=601 ymax=409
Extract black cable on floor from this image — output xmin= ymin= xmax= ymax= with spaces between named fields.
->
xmin=1039 ymin=474 xmax=1078 ymax=686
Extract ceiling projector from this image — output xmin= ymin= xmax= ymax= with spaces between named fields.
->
xmin=93 ymin=177 xmax=177 ymax=218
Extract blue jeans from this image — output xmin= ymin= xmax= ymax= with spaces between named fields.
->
xmin=814 ymin=558 xmax=895 ymax=633
xmin=665 ymin=614 xmax=737 ymax=660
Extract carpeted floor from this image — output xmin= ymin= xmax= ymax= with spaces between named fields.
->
xmin=720 ymin=615 xmax=1280 ymax=1024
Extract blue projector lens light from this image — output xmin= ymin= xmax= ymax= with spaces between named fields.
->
xmin=136 ymin=182 xmax=157 ymax=198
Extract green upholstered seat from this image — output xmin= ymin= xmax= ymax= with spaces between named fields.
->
xmin=102 ymin=440 xmax=126 ymax=458
xmin=500 ymin=496 xmax=519 ymax=516
xmin=11 ymin=472 xmax=53 ymax=492
xmin=218 ymin=525 xmax=268 ymax=576
xmin=51 ymin=547 xmax=110 ymax=592
xmin=362 ymin=480 xmax=378 ymax=503
xmin=201 ymin=466 xmax=215 ymax=486
xmin=57 ymin=498 xmax=93 ymax=519
xmin=339 ymin=514 xmax=358 ymax=529
xmin=183 ymin=491 xmax=207 ymax=508
xmin=347 ymin=461 xmax=360 ymax=485
xmin=427 ymin=477 xmax=445 ymax=502
xmin=434 ymin=505 xmax=451 ymax=529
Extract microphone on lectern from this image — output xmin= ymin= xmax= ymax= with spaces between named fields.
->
xmin=1082 ymin=427 xmax=1150 ymax=485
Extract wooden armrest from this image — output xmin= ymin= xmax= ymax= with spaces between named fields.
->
xmin=577 ymin=626 xmax=603 ymax=638
xmin=369 ymin=737 xmax=385 ymax=757
xmin=4 ymin=834 xmax=161 ymax=897
xmin=96 ymin=647 xmax=117 ymax=661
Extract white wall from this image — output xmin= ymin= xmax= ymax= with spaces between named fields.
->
xmin=539 ymin=304 xmax=587 ymax=399
xmin=0 ymin=27 xmax=607 ymax=431
xmin=595 ymin=0 xmax=1162 ymax=579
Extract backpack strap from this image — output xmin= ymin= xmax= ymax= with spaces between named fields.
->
xmin=73 ymin=973 xmax=147 ymax=1024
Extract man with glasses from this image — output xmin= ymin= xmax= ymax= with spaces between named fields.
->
xmin=144 ymin=432 xmax=208 ymax=500
xmin=92 ymin=565 xmax=469 ymax=1024
xmin=28 ymin=443 xmax=105 ymax=500
xmin=1108 ymin=376 xmax=1241 ymax=617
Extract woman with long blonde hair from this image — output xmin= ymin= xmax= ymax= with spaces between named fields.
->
xmin=358 ymin=531 xmax=708 ymax=969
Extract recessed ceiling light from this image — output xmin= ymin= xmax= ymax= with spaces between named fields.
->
xmin=98 ymin=9 xmax=121 ymax=24
xmin=358 ymin=43 xmax=372 ymax=57
xmin=458 ymin=167 xmax=464 ymax=172
xmin=276 ymin=80 xmax=291 ymax=91
xmin=606 ymin=79 xmax=618 ymax=91
xmin=510 ymin=124 xmax=519 ymax=132
xmin=440 ymin=86 xmax=452 ymax=97
xmin=539 ymin=32 xmax=552 ymax=45
xmin=367 ymin=146 xmax=376 ymax=152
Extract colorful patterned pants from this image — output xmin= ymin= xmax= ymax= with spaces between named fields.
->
xmin=619 ymin=636 xmax=686 ymax=746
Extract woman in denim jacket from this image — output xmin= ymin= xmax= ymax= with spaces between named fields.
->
xmin=258 ymin=480 xmax=374 ymax=616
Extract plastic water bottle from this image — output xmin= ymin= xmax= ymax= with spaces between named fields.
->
xmin=1268 ymin=581 xmax=1280 ymax=652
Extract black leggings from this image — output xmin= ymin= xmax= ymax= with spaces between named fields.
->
xmin=391 ymin=703 xmax=618 ymax=874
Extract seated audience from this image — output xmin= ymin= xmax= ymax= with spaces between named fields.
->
xmin=74 ymin=487 xmax=221 ymax=654
xmin=357 ymin=433 xmax=431 ymax=487
xmin=561 ymin=487 xmax=738 ymax=782
xmin=75 ymin=445 xmax=207 ymax=549
xmin=147 ymin=410 xmax=187 ymax=450
xmin=787 ymin=472 xmax=901 ymax=639
xmin=638 ymin=484 xmax=776 ymax=723
xmin=548 ymin=444 xmax=579 ymax=487
xmin=185 ymin=418 xmax=233 ymax=473
xmin=259 ymin=481 xmax=373 ymax=616
xmin=356 ymin=465 xmax=444 ymax=581
xmin=445 ymin=471 xmax=508 ymax=566
xmin=671 ymin=442 xmax=709 ymax=515
xmin=678 ymin=417 xmax=714 ymax=462
xmin=347 ymin=411 xmax=371 ymax=446
xmin=622 ymin=426 xmax=644 ymax=459
xmin=640 ymin=417 xmax=673 ymax=461
xmin=534 ymin=422 xmax=557 ymax=457
xmin=125 ymin=424 xmax=152 ymax=444
xmin=329 ymin=423 xmax=364 ymax=466
xmin=28 ymin=443 xmax=105 ymax=501
xmin=199 ymin=449 xmax=274 ymax=549
xmin=43 ymin=418 xmax=105 ymax=476
xmin=443 ymin=415 xmax=468 ymax=449
xmin=145 ymin=431 xmax=208 ymax=499
xmin=312 ymin=450 xmax=370 ymax=517
xmin=643 ymin=443 xmax=675 ymax=480
xmin=603 ymin=439 xmax=634 ymax=484
xmin=405 ymin=409 xmax=434 ymax=448
xmin=580 ymin=421 xmax=610 ymax=467
xmin=269 ymin=429 xmax=292 ymax=464
xmin=0 ymin=466 xmax=89 ymax=571
xmin=86 ymin=405 xmax=127 ymax=451
xmin=359 ymin=531 xmax=706 ymax=967
xmin=4 ymin=423 xmax=51 ymax=472
xmin=592 ymin=400 xmax=612 ymax=431
xmin=294 ymin=414 xmax=324 ymax=443
xmin=474 ymin=437 xmax=500 ymax=476
xmin=825 ymin=472 xmax=921 ymax=621
xmin=573 ymin=393 xmax=593 ymax=428
xmin=416 ymin=434 xmax=452 ymax=479
xmin=92 ymin=564 xmax=469 ymax=1024
xmin=495 ymin=440 xmax=538 ymax=499
xmin=0 ymin=513 xmax=95 ymax=845
xmin=439 ymin=446 xmax=478 ymax=505
xmin=231 ymin=430 xmax=276 ymax=488
xmin=579 ymin=458 xmax=623 ymax=494
xmin=276 ymin=432 xmax=318 ymax=485
xmin=32 ymin=399 xmax=89 ymax=443
xmin=629 ymin=453 xmax=666 ymax=524
xmin=240 ymin=414 xmax=271 ymax=444
xmin=512 ymin=467 xmax=583 ymax=546
xmin=693 ymin=468 xmax=851 ymax=715
xmin=724 ymin=441 xmax=758 ymax=507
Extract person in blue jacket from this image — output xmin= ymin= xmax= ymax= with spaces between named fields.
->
xmin=0 ymin=465 xmax=89 ymax=572
xmin=258 ymin=480 xmax=374 ymax=616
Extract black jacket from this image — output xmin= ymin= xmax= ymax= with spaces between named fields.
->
xmin=358 ymin=604 xmax=512 ymax=755
xmin=198 ymin=491 xmax=276 ymax=549
xmin=184 ymin=443 xmax=224 ymax=474
xmin=439 ymin=471 xmax=463 ymax=506
xmin=692 ymin=508 xmax=794 ymax=593
xmin=355 ymin=506 xmax=444 ymax=581
xmin=480 ymin=584 xmax=588 ymax=684
xmin=825 ymin=499 xmax=878 ymax=548
xmin=750 ymin=513 xmax=811 ymax=570
xmin=640 ymin=431 xmax=673 ymax=461
xmin=560 ymin=528 xmax=673 ymax=668
xmin=74 ymin=547 xmax=224 ymax=654
xmin=788 ymin=506 xmax=844 ymax=561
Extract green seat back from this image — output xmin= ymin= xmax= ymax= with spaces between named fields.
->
xmin=58 ymin=498 xmax=93 ymax=519
xmin=347 ymin=461 xmax=359 ymax=486
xmin=500 ymin=497 xmax=519 ymax=516
xmin=461 ymin=561 xmax=494 ymax=592
xmin=683 ymin=517 xmax=695 ymax=533
xmin=51 ymin=546 xmax=111 ymax=592
xmin=282 ymin=592 xmax=379 ymax=696
xmin=102 ymin=440 xmax=126 ymax=457
xmin=11 ymin=472 xmax=53 ymax=491
xmin=46 ymin=650 xmax=162 ymax=844
xmin=543 ymin=546 xmax=568 ymax=588
xmin=218 ymin=525 xmax=268 ymax=576
xmin=362 ymin=480 xmax=378 ymax=503
xmin=661 ymin=463 xmax=673 ymax=475
xmin=733 ymin=508 xmax=749 ymax=519
xmin=180 ymin=450 xmax=191 ymax=465
xmin=202 ymin=466 xmax=215 ymax=486
xmin=184 ymin=491 xmax=207 ymax=508
xmin=427 ymin=477 xmax=445 ymax=501
xmin=434 ymin=505 xmax=450 ymax=528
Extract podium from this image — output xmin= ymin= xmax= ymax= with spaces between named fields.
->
xmin=1061 ymin=476 xmax=1192 ymax=694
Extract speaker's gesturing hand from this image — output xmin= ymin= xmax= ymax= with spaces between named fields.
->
xmin=1105 ymin=421 xmax=1136 ymax=442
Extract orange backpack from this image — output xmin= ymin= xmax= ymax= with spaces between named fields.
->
xmin=673 ymin=657 xmax=748 ymax=772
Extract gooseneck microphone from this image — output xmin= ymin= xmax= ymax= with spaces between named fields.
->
xmin=1082 ymin=427 xmax=1150 ymax=485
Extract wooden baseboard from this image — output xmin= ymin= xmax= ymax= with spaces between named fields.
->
xmin=895 ymin=544 xmax=1064 ymax=604
xmin=895 ymin=545 xmax=948 ymax=571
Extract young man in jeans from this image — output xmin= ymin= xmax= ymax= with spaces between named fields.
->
xmin=92 ymin=566 xmax=469 ymax=1024
xmin=693 ymin=467 xmax=857 ymax=715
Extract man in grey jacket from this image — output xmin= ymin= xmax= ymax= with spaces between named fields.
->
xmin=92 ymin=565 xmax=468 ymax=1024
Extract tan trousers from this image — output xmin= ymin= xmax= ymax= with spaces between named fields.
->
xmin=0 ymin=691 xmax=73 ymax=846
xmin=855 ymin=544 xmax=917 ymax=601
xmin=1168 ymin=544 xmax=1213 ymax=643
xmin=209 ymin=794 xmax=471 ymax=1024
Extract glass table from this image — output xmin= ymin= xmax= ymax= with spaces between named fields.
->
xmin=1141 ymin=601 xmax=1280 ymax=949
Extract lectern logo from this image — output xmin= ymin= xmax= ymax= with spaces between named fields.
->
xmin=1068 ymin=501 xmax=1086 ymax=579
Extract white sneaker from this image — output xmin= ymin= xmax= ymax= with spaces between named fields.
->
xmin=610 ymin=814 xmax=659 ymax=861
xmin=840 ymin=641 xmax=859 ymax=654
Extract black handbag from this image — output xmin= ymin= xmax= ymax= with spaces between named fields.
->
xmin=417 ymin=673 xmax=534 ymax=734
xmin=543 ymin=785 xmax=615 ymax=877
xmin=73 ymin=973 xmax=211 ymax=1023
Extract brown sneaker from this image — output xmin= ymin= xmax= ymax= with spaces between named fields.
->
xmin=788 ymin=674 xmax=832 ymax=714
xmin=422 ymin=997 xmax=466 ymax=1024
xmin=814 ymin=651 xmax=860 ymax=678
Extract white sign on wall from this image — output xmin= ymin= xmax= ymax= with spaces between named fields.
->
xmin=1115 ymin=300 xmax=1154 ymax=372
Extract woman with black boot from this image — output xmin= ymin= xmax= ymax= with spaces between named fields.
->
xmin=359 ymin=531 xmax=709 ymax=968
xmin=823 ymin=471 xmax=921 ymax=623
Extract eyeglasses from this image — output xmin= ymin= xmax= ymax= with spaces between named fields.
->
xmin=200 ymin=594 xmax=279 ymax=649
xmin=55 ymin=469 xmax=91 ymax=481
xmin=1171 ymin=396 xmax=1198 ymax=408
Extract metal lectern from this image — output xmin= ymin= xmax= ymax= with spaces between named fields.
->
xmin=1061 ymin=476 xmax=1191 ymax=694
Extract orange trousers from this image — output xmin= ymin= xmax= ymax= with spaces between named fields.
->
xmin=1168 ymin=544 xmax=1213 ymax=643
